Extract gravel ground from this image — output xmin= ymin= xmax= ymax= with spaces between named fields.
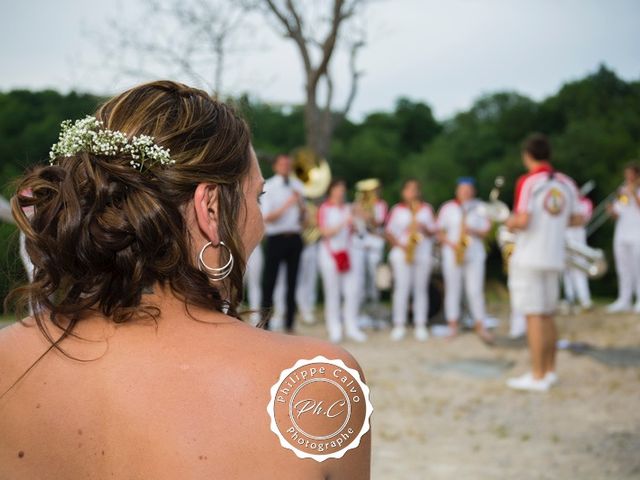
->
xmin=297 ymin=304 xmax=640 ymax=480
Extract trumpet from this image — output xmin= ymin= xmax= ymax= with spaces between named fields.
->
xmin=585 ymin=181 xmax=640 ymax=237
xmin=476 ymin=176 xmax=510 ymax=223
xmin=565 ymin=237 xmax=608 ymax=278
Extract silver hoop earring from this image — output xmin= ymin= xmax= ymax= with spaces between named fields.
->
xmin=198 ymin=241 xmax=234 ymax=282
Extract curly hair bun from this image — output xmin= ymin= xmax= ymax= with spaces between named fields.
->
xmin=7 ymin=80 xmax=253 ymax=343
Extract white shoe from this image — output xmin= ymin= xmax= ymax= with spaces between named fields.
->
xmin=415 ymin=326 xmax=429 ymax=342
xmin=346 ymin=328 xmax=368 ymax=343
xmin=633 ymin=302 xmax=640 ymax=314
xmin=606 ymin=300 xmax=632 ymax=313
xmin=329 ymin=332 xmax=343 ymax=344
xmin=270 ymin=315 xmax=285 ymax=331
xmin=506 ymin=373 xmax=550 ymax=392
xmin=358 ymin=314 xmax=374 ymax=329
xmin=390 ymin=326 xmax=406 ymax=341
xmin=301 ymin=311 xmax=316 ymax=325
xmin=545 ymin=371 xmax=559 ymax=386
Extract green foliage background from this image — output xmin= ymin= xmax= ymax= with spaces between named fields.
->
xmin=1 ymin=65 xmax=638 ymax=309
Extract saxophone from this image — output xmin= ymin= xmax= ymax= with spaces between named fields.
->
xmin=405 ymin=202 xmax=422 ymax=263
xmin=454 ymin=208 xmax=471 ymax=265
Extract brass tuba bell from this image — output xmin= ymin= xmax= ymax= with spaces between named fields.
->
xmin=291 ymin=147 xmax=332 ymax=245
xmin=291 ymin=147 xmax=332 ymax=199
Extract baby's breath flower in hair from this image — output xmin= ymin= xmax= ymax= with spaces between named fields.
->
xmin=49 ymin=115 xmax=175 ymax=171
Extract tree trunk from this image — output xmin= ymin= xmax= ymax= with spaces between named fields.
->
xmin=304 ymin=99 xmax=334 ymax=159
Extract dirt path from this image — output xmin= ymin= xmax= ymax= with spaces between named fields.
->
xmin=298 ymin=305 xmax=640 ymax=480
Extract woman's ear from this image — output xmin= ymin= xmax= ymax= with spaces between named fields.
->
xmin=193 ymin=183 xmax=220 ymax=245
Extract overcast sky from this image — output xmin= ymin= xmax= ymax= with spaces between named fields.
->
xmin=1 ymin=0 xmax=639 ymax=120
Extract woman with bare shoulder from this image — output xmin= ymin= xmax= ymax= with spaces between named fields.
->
xmin=0 ymin=81 xmax=371 ymax=479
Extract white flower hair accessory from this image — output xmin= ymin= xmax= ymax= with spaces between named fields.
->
xmin=49 ymin=115 xmax=175 ymax=171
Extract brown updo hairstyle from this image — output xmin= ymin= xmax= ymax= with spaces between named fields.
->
xmin=5 ymin=80 xmax=252 ymax=355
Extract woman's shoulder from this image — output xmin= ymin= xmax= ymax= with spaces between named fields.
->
xmin=0 ymin=319 xmax=40 ymax=381
xmin=243 ymin=323 xmax=365 ymax=379
xmin=0 ymin=318 xmax=53 ymax=416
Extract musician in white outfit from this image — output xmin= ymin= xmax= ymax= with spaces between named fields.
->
xmin=562 ymin=195 xmax=594 ymax=311
xmin=437 ymin=178 xmax=493 ymax=343
xmin=259 ymin=154 xmax=305 ymax=333
xmin=352 ymin=188 xmax=388 ymax=311
xmin=505 ymin=134 xmax=582 ymax=392
xmin=317 ymin=179 xmax=367 ymax=343
xmin=385 ymin=179 xmax=437 ymax=341
xmin=607 ymin=162 xmax=640 ymax=314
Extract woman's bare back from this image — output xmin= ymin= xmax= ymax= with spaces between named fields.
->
xmin=0 ymin=306 xmax=370 ymax=479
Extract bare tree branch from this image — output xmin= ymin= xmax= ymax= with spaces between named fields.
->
xmin=341 ymin=39 xmax=365 ymax=117
xmin=264 ymin=0 xmax=313 ymax=75
xmin=94 ymin=0 xmax=371 ymax=159
xmin=308 ymin=0 xmax=345 ymax=91
xmin=92 ymin=0 xmax=248 ymax=96
xmin=257 ymin=0 xmax=369 ymax=157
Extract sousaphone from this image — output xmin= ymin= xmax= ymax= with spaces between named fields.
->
xmin=291 ymin=147 xmax=332 ymax=244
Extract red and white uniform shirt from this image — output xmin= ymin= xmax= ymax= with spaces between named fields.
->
xmin=437 ymin=199 xmax=490 ymax=262
xmin=510 ymin=163 xmax=580 ymax=271
xmin=612 ymin=186 xmax=640 ymax=243
xmin=318 ymin=201 xmax=353 ymax=252
xmin=372 ymin=200 xmax=388 ymax=232
xmin=385 ymin=202 xmax=436 ymax=260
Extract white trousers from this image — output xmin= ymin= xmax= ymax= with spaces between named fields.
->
xmin=362 ymin=243 xmax=384 ymax=304
xmin=351 ymin=245 xmax=369 ymax=309
xmin=389 ymin=247 xmax=431 ymax=328
xmin=318 ymin=245 xmax=363 ymax=341
xmin=562 ymin=267 xmax=591 ymax=307
xmin=442 ymin=251 xmax=486 ymax=323
xmin=295 ymin=243 xmax=319 ymax=316
xmin=613 ymin=237 xmax=640 ymax=305
xmin=244 ymin=247 xmax=264 ymax=311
